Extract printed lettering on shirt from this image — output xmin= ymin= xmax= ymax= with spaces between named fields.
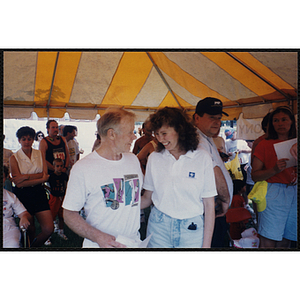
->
xmin=69 ymin=147 xmax=75 ymax=157
xmin=101 ymin=174 xmax=140 ymax=209
xmin=53 ymin=148 xmax=65 ymax=161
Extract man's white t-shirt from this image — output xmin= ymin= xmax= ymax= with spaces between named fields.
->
xmin=197 ymin=129 xmax=233 ymax=204
xmin=67 ymin=139 xmax=79 ymax=167
xmin=62 ymin=151 xmax=143 ymax=248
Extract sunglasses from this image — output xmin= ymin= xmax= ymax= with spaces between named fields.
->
xmin=38 ymin=135 xmax=44 ymax=137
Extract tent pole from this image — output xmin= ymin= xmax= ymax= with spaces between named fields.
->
xmin=146 ymin=52 xmax=183 ymax=110
xmin=47 ymin=52 xmax=60 ymax=120
xmin=226 ymin=53 xmax=293 ymax=101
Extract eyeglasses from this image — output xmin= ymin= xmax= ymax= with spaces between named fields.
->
xmin=38 ymin=135 xmax=44 ymax=137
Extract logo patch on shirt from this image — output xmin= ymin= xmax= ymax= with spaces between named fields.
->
xmin=189 ymin=172 xmax=195 ymax=178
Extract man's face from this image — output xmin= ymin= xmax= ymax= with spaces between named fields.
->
xmin=68 ymin=130 xmax=76 ymax=140
xmin=48 ymin=121 xmax=59 ymax=137
xmin=194 ymin=113 xmax=222 ymax=137
xmin=114 ymin=116 xmax=136 ymax=153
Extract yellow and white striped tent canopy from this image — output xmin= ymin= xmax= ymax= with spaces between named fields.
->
xmin=3 ymin=51 xmax=298 ymax=121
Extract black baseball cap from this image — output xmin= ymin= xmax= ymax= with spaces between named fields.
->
xmin=195 ymin=97 xmax=228 ymax=116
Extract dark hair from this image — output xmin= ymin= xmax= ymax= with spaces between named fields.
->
xmin=149 ymin=107 xmax=199 ymax=153
xmin=3 ymin=165 xmax=9 ymax=178
xmin=53 ymin=158 xmax=63 ymax=165
xmin=267 ymin=106 xmax=296 ymax=140
xmin=233 ymin=179 xmax=246 ymax=195
xmin=63 ymin=125 xmax=77 ymax=137
xmin=35 ymin=130 xmax=44 ymax=141
xmin=46 ymin=120 xmax=58 ymax=129
xmin=16 ymin=126 xmax=36 ymax=140
xmin=261 ymin=112 xmax=271 ymax=133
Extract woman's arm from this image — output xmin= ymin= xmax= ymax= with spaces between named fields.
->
xmin=141 ymin=189 xmax=153 ymax=209
xmin=251 ymin=156 xmax=289 ymax=182
xmin=137 ymin=143 xmax=154 ymax=175
xmin=9 ymin=154 xmax=49 ymax=188
xmin=202 ymin=196 xmax=215 ymax=248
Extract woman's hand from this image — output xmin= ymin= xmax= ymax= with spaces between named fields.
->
xmin=12 ymin=174 xmax=28 ymax=186
xmin=42 ymin=173 xmax=50 ymax=182
xmin=273 ymin=158 xmax=289 ymax=173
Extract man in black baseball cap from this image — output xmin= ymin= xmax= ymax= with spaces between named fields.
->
xmin=195 ymin=97 xmax=229 ymax=117
xmin=194 ymin=97 xmax=232 ymax=248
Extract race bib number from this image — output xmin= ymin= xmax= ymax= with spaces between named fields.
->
xmin=53 ymin=148 xmax=65 ymax=161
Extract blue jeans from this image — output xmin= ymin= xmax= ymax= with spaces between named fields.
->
xmin=146 ymin=206 xmax=204 ymax=248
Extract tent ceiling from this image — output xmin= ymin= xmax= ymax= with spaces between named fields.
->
xmin=3 ymin=51 xmax=298 ymax=121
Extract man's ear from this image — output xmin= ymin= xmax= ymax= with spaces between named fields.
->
xmin=107 ymin=128 xmax=116 ymax=140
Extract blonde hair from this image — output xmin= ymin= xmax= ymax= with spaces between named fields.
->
xmin=97 ymin=107 xmax=136 ymax=137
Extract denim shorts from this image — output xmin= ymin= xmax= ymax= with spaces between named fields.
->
xmin=258 ymin=183 xmax=297 ymax=242
xmin=146 ymin=206 xmax=204 ymax=248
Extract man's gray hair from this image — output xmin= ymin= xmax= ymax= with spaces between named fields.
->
xmin=97 ymin=107 xmax=136 ymax=137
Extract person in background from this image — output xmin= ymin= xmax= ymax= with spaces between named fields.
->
xmin=39 ymin=120 xmax=69 ymax=175
xmin=250 ymin=112 xmax=271 ymax=218
xmin=225 ymin=128 xmax=252 ymax=183
xmin=252 ymin=106 xmax=297 ymax=248
xmin=58 ymin=124 xmax=65 ymax=136
xmin=226 ymin=179 xmax=248 ymax=239
xmin=137 ymin=138 xmax=158 ymax=175
xmin=193 ymin=97 xmax=232 ymax=248
xmin=3 ymin=165 xmax=31 ymax=248
xmin=141 ymin=107 xmax=216 ymax=248
xmin=63 ymin=125 xmax=80 ymax=171
xmin=9 ymin=126 xmax=53 ymax=247
xmin=33 ymin=131 xmax=45 ymax=150
xmin=92 ymin=133 xmax=101 ymax=152
xmin=62 ymin=107 xmax=143 ymax=248
xmin=45 ymin=158 xmax=69 ymax=245
xmin=3 ymin=134 xmax=13 ymax=191
xmin=132 ymin=119 xmax=154 ymax=154
xmin=251 ymin=112 xmax=271 ymax=162
xmin=245 ymin=140 xmax=255 ymax=195
xmin=213 ymin=129 xmax=229 ymax=162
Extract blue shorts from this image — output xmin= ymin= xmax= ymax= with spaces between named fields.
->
xmin=146 ymin=206 xmax=204 ymax=248
xmin=258 ymin=183 xmax=297 ymax=242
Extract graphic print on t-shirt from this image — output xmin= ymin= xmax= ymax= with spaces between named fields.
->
xmin=101 ymin=174 xmax=139 ymax=209
xmin=53 ymin=147 xmax=66 ymax=161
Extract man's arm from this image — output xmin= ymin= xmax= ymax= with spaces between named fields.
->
xmin=214 ymin=166 xmax=230 ymax=217
xmin=63 ymin=209 xmax=126 ymax=248
xmin=61 ymin=136 xmax=70 ymax=173
xmin=39 ymin=139 xmax=54 ymax=172
xmin=202 ymin=196 xmax=215 ymax=248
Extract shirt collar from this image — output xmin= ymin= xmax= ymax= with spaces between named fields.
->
xmin=162 ymin=149 xmax=195 ymax=160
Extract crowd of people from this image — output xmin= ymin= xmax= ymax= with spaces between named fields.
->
xmin=3 ymin=98 xmax=298 ymax=249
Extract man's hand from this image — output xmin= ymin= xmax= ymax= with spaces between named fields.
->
xmin=95 ymin=232 xmax=127 ymax=248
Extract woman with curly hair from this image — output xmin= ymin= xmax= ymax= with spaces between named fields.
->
xmin=141 ymin=107 xmax=217 ymax=248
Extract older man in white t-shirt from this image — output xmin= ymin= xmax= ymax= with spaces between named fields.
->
xmin=62 ymin=108 xmax=143 ymax=248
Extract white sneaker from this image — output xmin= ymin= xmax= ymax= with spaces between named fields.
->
xmin=44 ymin=238 xmax=52 ymax=246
